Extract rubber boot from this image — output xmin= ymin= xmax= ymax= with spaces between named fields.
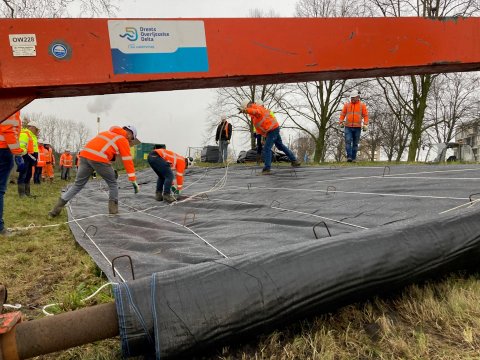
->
xmin=163 ymin=193 xmax=176 ymax=204
xmin=155 ymin=192 xmax=163 ymax=201
xmin=25 ymin=183 xmax=31 ymax=197
xmin=17 ymin=183 xmax=26 ymax=197
xmin=291 ymin=160 xmax=301 ymax=167
xmin=48 ymin=198 xmax=67 ymax=218
xmin=108 ymin=199 xmax=118 ymax=215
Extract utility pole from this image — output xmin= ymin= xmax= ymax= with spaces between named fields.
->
xmin=97 ymin=116 xmax=100 ymax=134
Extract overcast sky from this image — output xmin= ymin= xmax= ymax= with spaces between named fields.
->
xmin=24 ymin=0 xmax=298 ymax=156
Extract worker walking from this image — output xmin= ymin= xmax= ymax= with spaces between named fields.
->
xmin=215 ymin=115 xmax=232 ymax=163
xmin=33 ymin=139 xmax=46 ymax=184
xmin=239 ymin=100 xmax=300 ymax=175
xmin=147 ymin=148 xmax=189 ymax=203
xmin=18 ymin=121 xmax=40 ymax=197
xmin=42 ymin=141 xmax=55 ymax=183
xmin=339 ymin=90 xmax=369 ymax=162
xmin=60 ymin=149 xmax=73 ymax=180
xmin=49 ymin=125 xmax=140 ymax=217
xmin=0 ymin=111 xmax=23 ymax=236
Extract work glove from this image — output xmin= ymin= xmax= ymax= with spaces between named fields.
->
xmin=227 ymin=140 xmax=230 ymax=144
xmin=15 ymin=156 xmax=25 ymax=172
xmin=132 ymin=181 xmax=140 ymax=194
xmin=339 ymin=123 xmax=345 ymax=129
xmin=171 ymin=186 xmax=180 ymax=195
xmin=362 ymin=125 xmax=368 ymax=132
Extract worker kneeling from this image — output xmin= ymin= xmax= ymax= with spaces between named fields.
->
xmin=147 ymin=147 xmax=188 ymax=203
xmin=48 ymin=125 xmax=139 ymax=217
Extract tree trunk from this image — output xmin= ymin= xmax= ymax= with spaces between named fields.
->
xmin=407 ymin=74 xmax=431 ymax=162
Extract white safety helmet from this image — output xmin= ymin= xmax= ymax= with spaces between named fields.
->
xmin=255 ymin=98 xmax=264 ymax=106
xmin=27 ymin=121 xmax=40 ymax=129
xmin=37 ymin=138 xmax=45 ymax=144
xmin=221 ymin=115 xmax=227 ymax=121
xmin=240 ymin=99 xmax=251 ymax=110
xmin=350 ymin=90 xmax=361 ymax=98
xmin=123 ymin=125 xmax=137 ymax=139
xmin=65 ymin=149 xmax=71 ymax=152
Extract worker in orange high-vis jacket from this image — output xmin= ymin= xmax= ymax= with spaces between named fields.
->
xmin=42 ymin=141 xmax=55 ymax=183
xmin=239 ymin=99 xmax=300 ymax=175
xmin=339 ymin=90 xmax=369 ymax=162
xmin=147 ymin=146 xmax=189 ymax=203
xmin=59 ymin=149 xmax=74 ymax=180
xmin=0 ymin=111 xmax=23 ymax=236
xmin=33 ymin=139 xmax=46 ymax=184
xmin=49 ymin=125 xmax=140 ymax=217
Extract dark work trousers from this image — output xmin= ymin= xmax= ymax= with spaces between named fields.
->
xmin=33 ymin=166 xmax=43 ymax=184
xmin=17 ymin=153 xmax=37 ymax=185
xmin=0 ymin=149 xmax=13 ymax=232
xmin=147 ymin=152 xmax=174 ymax=195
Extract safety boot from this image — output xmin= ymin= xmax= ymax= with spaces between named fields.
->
xmin=108 ymin=199 xmax=118 ymax=215
xmin=163 ymin=193 xmax=176 ymax=204
xmin=155 ymin=192 xmax=163 ymax=201
xmin=48 ymin=198 xmax=67 ymax=218
xmin=291 ymin=160 xmax=301 ymax=167
xmin=17 ymin=183 xmax=26 ymax=197
xmin=25 ymin=183 xmax=31 ymax=197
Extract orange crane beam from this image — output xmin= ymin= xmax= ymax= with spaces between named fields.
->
xmin=1 ymin=16 xmax=480 ymax=120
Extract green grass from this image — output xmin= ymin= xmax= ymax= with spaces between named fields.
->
xmin=1 ymin=166 xmax=479 ymax=359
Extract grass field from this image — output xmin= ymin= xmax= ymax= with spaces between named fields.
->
xmin=1 ymin=164 xmax=479 ymax=359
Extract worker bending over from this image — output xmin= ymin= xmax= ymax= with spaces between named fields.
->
xmin=239 ymin=100 xmax=300 ymax=174
xmin=147 ymin=147 xmax=189 ymax=204
xmin=49 ymin=125 xmax=139 ymax=217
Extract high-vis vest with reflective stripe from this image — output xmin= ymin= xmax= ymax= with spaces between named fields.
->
xmin=154 ymin=149 xmax=186 ymax=190
xmin=19 ymin=128 xmax=38 ymax=154
xmin=0 ymin=111 xmax=23 ymax=155
xmin=339 ymin=101 xmax=369 ymax=128
xmin=79 ymin=126 xmax=136 ymax=181
xmin=60 ymin=153 xmax=73 ymax=167
xmin=36 ymin=145 xmax=47 ymax=167
xmin=245 ymin=104 xmax=279 ymax=137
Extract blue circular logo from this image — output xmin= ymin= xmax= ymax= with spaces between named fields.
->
xmin=51 ymin=43 xmax=68 ymax=59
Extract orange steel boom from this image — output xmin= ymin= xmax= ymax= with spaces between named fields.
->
xmin=2 ymin=16 xmax=480 ymax=120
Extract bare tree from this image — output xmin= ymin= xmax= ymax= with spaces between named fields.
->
xmin=427 ymin=72 xmax=480 ymax=143
xmin=1 ymin=0 xmax=118 ymax=18
xmin=367 ymin=0 xmax=480 ymax=161
xmin=274 ymin=81 xmax=347 ymax=162
xmin=24 ymin=113 xmax=91 ymax=155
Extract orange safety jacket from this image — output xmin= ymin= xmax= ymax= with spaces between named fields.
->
xmin=0 ymin=111 xmax=23 ymax=155
xmin=245 ymin=104 xmax=279 ymax=137
xmin=45 ymin=147 xmax=55 ymax=164
xmin=60 ymin=153 xmax=73 ymax=167
xmin=36 ymin=145 xmax=47 ymax=167
xmin=154 ymin=149 xmax=186 ymax=190
xmin=79 ymin=126 xmax=136 ymax=181
xmin=339 ymin=101 xmax=369 ymax=128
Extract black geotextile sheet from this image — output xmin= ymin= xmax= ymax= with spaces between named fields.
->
xmin=66 ymin=164 xmax=480 ymax=358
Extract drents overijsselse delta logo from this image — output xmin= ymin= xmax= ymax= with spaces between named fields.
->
xmin=119 ymin=27 xmax=138 ymax=41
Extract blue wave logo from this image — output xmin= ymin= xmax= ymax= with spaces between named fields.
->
xmin=119 ymin=27 xmax=138 ymax=41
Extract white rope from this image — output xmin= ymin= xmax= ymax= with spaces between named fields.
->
xmin=41 ymin=282 xmax=116 ymax=316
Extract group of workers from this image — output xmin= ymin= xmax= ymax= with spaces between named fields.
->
xmin=215 ymin=90 xmax=368 ymax=170
xmin=0 ymin=92 xmax=368 ymax=235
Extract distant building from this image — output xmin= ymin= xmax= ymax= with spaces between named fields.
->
xmin=455 ymin=121 xmax=479 ymax=160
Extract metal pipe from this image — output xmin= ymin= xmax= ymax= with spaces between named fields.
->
xmin=0 ymin=302 xmax=119 ymax=359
